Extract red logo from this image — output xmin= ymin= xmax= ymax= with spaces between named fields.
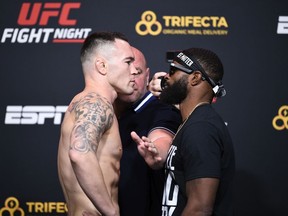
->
xmin=17 ymin=2 xmax=81 ymax=26
xmin=1 ymin=2 xmax=91 ymax=43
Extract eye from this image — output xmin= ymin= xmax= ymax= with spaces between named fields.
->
xmin=126 ymin=60 xmax=132 ymax=65
xmin=169 ymin=66 xmax=177 ymax=75
xmin=126 ymin=58 xmax=135 ymax=66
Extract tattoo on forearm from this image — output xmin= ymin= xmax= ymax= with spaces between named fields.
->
xmin=69 ymin=93 xmax=113 ymax=153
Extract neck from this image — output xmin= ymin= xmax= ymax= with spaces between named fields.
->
xmin=84 ymin=81 xmax=117 ymax=103
xmin=172 ymin=100 xmax=210 ymax=140
xmin=179 ymin=100 xmax=210 ymax=121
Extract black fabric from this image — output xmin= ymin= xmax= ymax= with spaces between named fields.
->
xmin=118 ymin=92 xmax=181 ymax=216
xmin=162 ymin=104 xmax=235 ymax=216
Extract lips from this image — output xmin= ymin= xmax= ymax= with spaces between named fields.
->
xmin=130 ymin=80 xmax=136 ymax=87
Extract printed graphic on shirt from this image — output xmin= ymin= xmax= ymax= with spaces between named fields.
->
xmin=162 ymin=145 xmax=179 ymax=216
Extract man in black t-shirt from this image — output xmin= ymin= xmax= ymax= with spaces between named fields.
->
xmin=132 ymin=48 xmax=235 ymax=215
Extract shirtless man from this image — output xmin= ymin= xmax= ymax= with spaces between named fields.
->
xmin=57 ymin=32 xmax=136 ymax=216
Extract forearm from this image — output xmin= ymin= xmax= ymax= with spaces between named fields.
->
xmin=148 ymin=129 xmax=173 ymax=169
xmin=69 ymin=150 xmax=118 ymax=216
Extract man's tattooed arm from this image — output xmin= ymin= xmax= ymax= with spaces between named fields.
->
xmin=70 ymin=93 xmax=114 ymax=153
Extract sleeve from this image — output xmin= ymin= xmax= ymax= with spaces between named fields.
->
xmin=180 ymin=122 xmax=223 ymax=181
xmin=148 ymin=103 xmax=182 ymax=135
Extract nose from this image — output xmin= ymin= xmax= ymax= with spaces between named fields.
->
xmin=131 ymin=64 xmax=138 ymax=75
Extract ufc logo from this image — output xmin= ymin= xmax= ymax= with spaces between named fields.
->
xmin=17 ymin=2 xmax=81 ymax=26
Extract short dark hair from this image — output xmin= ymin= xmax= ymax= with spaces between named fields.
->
xmin=182 ymin=48 xmax=224 ymax=83
xmin=80 ymin=31 xmax=128 ymax=63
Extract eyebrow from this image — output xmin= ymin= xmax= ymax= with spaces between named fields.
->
xmin=124 ymin=56 xmax=135 ymax=62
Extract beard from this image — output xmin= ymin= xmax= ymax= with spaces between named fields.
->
xmin=160 ymin=76 xmax=188 ymax=105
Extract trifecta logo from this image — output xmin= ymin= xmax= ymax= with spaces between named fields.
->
xmin=135 ymin=10 xmax=229 ymax=36
xmin=5 ymin=105 xmax=68 ymax=125
xmin=1 ymin=2 xmax=92 ymax=43
xmin=272 ymin=105 xmax=288 ymax=130
xmin=0 ymin=197 xmax=67 ymax=215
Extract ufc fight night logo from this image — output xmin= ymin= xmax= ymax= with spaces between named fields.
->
xmin=5 ymin=105 xmax=68 ymax=125
xmin=1 ymin=2 xmax=92 ymax=43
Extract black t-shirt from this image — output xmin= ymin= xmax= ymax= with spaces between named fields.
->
xmin=118 ymin=92 xmax=182 ymax=216
xmin=162 ymin=104 xmax=235 ymax=216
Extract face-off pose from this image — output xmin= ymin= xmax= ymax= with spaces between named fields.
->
xmin=115 ymin=47 xmax=181 ymax=216
xmin=57 ymin=31 xmax=137 ymax=216
xmin=133 ymin=48 xmax=235 ymax=216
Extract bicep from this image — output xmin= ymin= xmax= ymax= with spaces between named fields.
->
xmin=148 ymin=128 xmax=174 ymax=155
xmin=148 ymin=128 xmax=174 ymax=145
xmin=70 ymin=94 xmax=114 ymax=154
xmin=70 ymin=120 xmax=98 ymax=153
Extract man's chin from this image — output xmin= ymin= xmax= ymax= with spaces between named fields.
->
xmin=124 ymin=86 xmax=135 ymax=95
xmin=160 ymin=90 xmax=184 ymax=105
xmin=119 ymin=92 xmax=133 ymax=98
xmin=118 ymin=92 xmax=138 ymax=102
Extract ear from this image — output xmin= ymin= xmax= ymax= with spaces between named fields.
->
xmin=146 ymin=68 xmax=151 ymax=86
xmin=189 ymin=71 xmax=202 ymax=86
xmin=95 ymin=58 xmax=107 ymax=75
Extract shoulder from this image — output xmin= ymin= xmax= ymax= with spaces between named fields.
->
xmin=146 ymin=101 xmax=181 ymax=134
xmin=189 ymin=105 xmax=224 ymax=126
xmin=69 ymin=92 xmax=112 ymax=111
xmin=69 ymin=92 xmax=114 ymax=125
xmin=147 ymin=99 xmax=180 ymax=115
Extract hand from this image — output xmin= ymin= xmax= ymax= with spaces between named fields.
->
xmin=131 ymin=131 xmax=162 ymax=166
xmin=148 ymin=72 xmax=167 ymax=97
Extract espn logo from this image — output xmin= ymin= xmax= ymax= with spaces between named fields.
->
xmin=277 ymin=16 xmax=288 ymax=34
xmin=5 ymin=105 xmax=68 ymax=125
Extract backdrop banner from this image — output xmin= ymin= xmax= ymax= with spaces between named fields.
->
xmin=1 ymin=0 xmax=288 ymax=215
